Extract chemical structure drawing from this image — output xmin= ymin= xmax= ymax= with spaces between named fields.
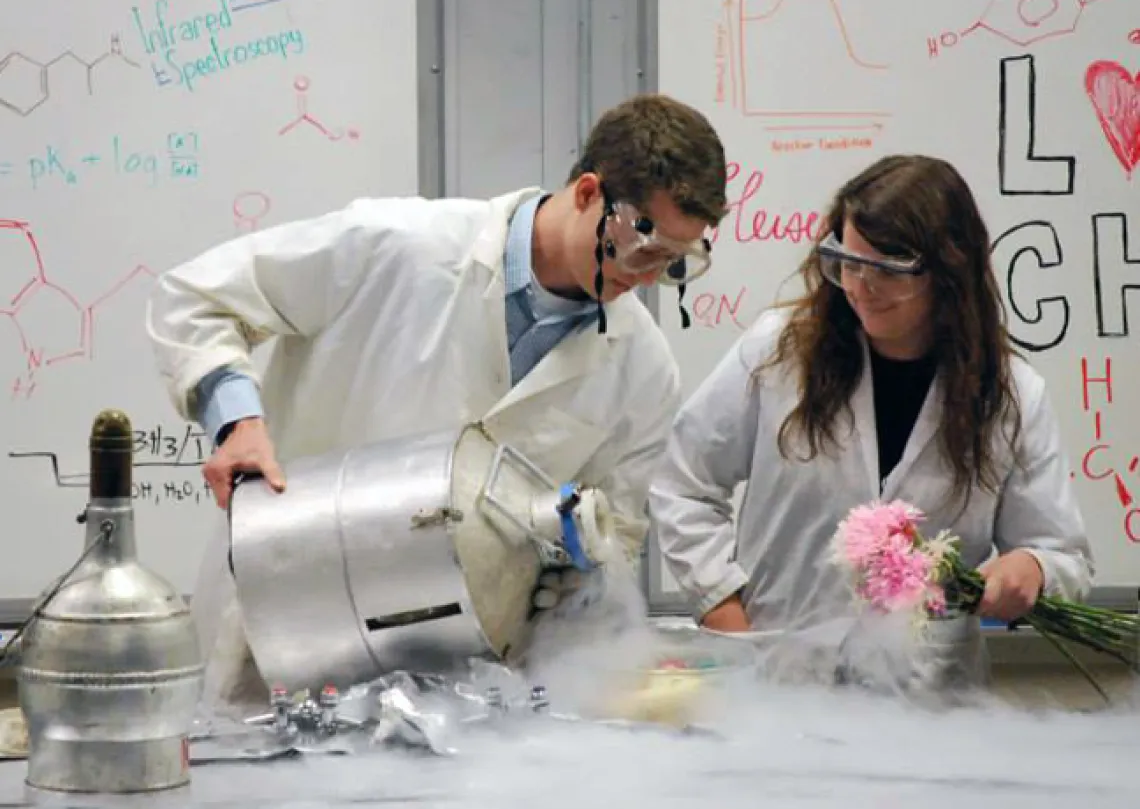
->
xmin=278 ymin=76 xmax=361 ymax=142
xmin=721 ymin=0 xmax=894 ymax=132
xmin=1070 ymin=357 xmax=1140 ymax=543
xmin=0 ymin=219 xmax=155 ymax=400
xmin=234 ymin=191 xmax=273 ymax=233
xmin=0 ymin=35 xmax=140 ymax=117
xmin=927 ymin=0 xmax=1107 ymax=58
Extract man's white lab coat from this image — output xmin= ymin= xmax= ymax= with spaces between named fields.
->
xmin=147 ymin=188 xmax=681 ymax=712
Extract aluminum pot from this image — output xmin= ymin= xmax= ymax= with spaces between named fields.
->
xmin=230 ymin=423 xmax=618 ymax=695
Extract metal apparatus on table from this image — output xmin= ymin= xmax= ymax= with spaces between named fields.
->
xmin=7 ymin=410 xmax=204 ymax=794
xmin=230 ymin=423 xmax=620 ymax=695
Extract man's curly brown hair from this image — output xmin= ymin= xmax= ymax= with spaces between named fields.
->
xmin=567 ymin=93 xmax=727 ymax=226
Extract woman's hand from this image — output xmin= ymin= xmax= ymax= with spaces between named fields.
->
xmin=978 ymin=549 xmax=1044 ymax=622
xmin=700 ymin=594 xmax=752 ymax=633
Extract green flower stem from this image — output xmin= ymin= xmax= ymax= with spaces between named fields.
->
xmin=1026 ymin=617 xmax=1112 ymax=706
xmin=933 ymin=543 xmax=1140 ymax=673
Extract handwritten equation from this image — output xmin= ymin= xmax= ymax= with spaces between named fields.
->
xmin=0 ymin=132 xmax=201 ymax=191
xmin=8 ymin=423 xmax=214 ymax=508
xmin=133 ymin=477 xmax=214 ymax=507
xmin=132 ymin=423 xmax=210 ymax=467
xmin=131 ymin=0 xmax=306 ymax=93
xmin=1072 ymin=357 xmax=1140 ymax=543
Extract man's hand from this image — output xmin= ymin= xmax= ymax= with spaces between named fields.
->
xmin=700 ymin=593 xmax=751 ymax=633
xmin=978 ymin=549 xmax=1044 ymax=622
xmin=203 ymin=417 xmax=286 ymax=510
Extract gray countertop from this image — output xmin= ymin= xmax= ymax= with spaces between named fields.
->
xmin=1 ymin=682 xmax=1138 ymax=809
xmin=0 ymin=616 xmax=1136 ymax=807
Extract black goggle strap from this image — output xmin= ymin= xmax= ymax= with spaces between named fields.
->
xmin=677 ymin=279 xmax=691 ymax=329
xmin=593 ymin=187 xmax=617 ymax=335
xmin=669 ymin=234 xmax=712 ymax=330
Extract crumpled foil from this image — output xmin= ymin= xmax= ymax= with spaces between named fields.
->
xmin=188 ymin=658 xmax=561 ymax=763
xmin=187 ymin=656 xmax=721 ymax=764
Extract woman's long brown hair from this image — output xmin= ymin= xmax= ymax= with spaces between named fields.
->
xmin=758 ymin=154 xmax=1022 ymax=508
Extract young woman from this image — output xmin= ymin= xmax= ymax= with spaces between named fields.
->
xmin=647 ymin=155 xmax=1092 ymax=681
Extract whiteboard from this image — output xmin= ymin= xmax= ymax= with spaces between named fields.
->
xmin=0 ymin=0 xmax=419 ymax=604
xmin=653 ymin=0 xmax=1140 ymax=595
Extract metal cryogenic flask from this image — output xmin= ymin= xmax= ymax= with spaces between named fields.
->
xmin=16 ymin=409 xmax=205 ymax=794
xmin=231 ymin=423 xmax=621 ymax=695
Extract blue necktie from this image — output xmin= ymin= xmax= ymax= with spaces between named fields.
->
xmin=506 ymin=289 xmax=578 ymax=386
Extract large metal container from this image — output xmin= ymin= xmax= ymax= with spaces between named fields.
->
xmin=231 ymin=423 xmax=618 ymax=695
xmin=17 ymin=410 xmax=205 ymax=794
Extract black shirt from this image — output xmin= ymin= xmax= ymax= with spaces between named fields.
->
xmin=869 ymin=349 xmax=938 ymax=489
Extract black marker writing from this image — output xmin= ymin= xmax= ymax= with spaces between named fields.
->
xmin=992 ymin=220 xmax=1070 ymax=352
xmin=1093 ymin=212 xmax=1140 ymax=338
xmin=998 ymin=54 xmax=1076 ymax=196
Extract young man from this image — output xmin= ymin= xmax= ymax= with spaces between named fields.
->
xmin=147 ymin=93 xmax=727 ymax=710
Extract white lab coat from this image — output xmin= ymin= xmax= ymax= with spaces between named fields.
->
xmin=648 ymin=308 xmax=1093 ymax=686
xmin=147 ymin=188 xmax=682 ymax=713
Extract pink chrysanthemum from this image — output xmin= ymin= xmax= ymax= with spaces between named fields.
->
xmin=835 ymin=500 xmax=924 ymax=568
xmin=858 ymin=532 xmax=934 ymax=612
xmin=833 ymin=500 xmax=947 ymax=619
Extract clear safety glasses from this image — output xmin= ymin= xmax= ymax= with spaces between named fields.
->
xmin=816 ymin=232 xmax=927 ymax=302
xmin=603 ymin=201 xmax=713 ymax=287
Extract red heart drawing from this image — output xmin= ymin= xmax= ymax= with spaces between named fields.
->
xmin=1085 ymin=60 xmax=1140 ymax=179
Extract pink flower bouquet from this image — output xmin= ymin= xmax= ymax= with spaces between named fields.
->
xmin=831 ymin=500 xmax=1139 ymax=684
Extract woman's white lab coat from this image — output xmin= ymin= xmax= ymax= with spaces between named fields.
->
xmin=648 ymin=309 xmax=1093 ymax=683
xmin=147 ymin=188 xmax=682 ymax=712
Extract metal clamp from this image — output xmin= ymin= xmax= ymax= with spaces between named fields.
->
xmin=478 ymin=444 xmax=566 ymax=565
xmin=246 ymin=685 xmax=363 ymax=742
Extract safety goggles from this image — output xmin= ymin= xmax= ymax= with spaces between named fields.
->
xmin=603 ymin=201 xmax=713 ymax=287
xmin=816 ymin=232 xmax=927 ymax=302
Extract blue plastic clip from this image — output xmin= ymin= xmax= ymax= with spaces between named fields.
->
xmin=559 ymin=482 xmax=594 ymax=571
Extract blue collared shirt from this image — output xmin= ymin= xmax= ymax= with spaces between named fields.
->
xmin=502 ymin=193 xmax=596 ymax=385
xmin=194 ymin=192 xmax=595 ymax=442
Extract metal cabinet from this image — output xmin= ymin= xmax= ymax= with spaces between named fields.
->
xmin=418 ymin=0 xmax=653 ymax=199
